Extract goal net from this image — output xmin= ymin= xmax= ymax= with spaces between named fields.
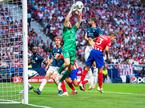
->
xmin=0 ymin=0 xmax=28 ymax=104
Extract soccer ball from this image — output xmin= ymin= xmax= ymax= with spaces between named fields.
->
xmin=74 ymin=1 xmax=84 ymax=12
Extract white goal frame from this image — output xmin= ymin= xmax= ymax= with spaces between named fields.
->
xmin=0 ymin=0 xmax=28 ymax=104
xmin=22 ymin=0 xmax=28 ymax=105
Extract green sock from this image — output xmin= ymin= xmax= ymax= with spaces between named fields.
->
xmin=58 ymin=64 xmax=66 ymax=74
xmin=60 ymin=71 xmax=70 ymax=82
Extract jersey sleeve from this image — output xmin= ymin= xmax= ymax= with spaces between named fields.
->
xmin=39 ymin=56 xmax=44 ymax=63
xmin=73 ymin=25 xmax=78 ymax=32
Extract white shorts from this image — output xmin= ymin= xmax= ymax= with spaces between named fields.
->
xmin=85 ymin=45 xmax=93 ymax=61
xmin=47 ymin=66 xmax=59 ymax=75
xmin=46 ymin=66 xmax=61 ymax=83
xmin=28 ymin=70 xmax=39 ymax=78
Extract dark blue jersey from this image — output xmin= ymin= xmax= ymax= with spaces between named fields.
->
xmin=30 ymin=53 xmax=44 ymax=69
xmin=86 ymin=27 xmax=102 ymax=39
xmin=49 ymin=47 xmax=64 ymax=67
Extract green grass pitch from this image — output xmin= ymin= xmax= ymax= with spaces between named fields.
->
xmin=1 ymin=83 xmax=145 ymax=108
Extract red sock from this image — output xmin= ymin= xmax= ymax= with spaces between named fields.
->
xmin=82 ymin=80 xmax=88 ymax=84
xmin=98 ymin=72 xmax=103 ymax=88
xmin=61 ymin=81 xmax=67 ymax=92
xmin=80 ymin=70 xmax=88 ymax=83
xmin=67 ymin=82 xmax=75 ymax=91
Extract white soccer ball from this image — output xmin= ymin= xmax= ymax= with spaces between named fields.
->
xmin=74 ymin=1 xmax=84 ymax=12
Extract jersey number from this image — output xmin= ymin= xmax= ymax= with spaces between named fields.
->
xmin=96 ymin=38 xmax=103 ymax=45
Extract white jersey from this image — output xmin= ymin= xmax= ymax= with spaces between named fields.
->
xmin=85 ymin=45 xmax=93 ymax=61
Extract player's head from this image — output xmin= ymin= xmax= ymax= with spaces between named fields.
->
xmin=31 ymin=46 xmax=37 ymax=54
xmin=54 ymin=36 xmax=62 ymax=47
xmin=66 ymin=21 xmax=72 ymax=28
xmin=88 ymin=17 xmax=96 ymax=26
xmin=110 ymin=33 xmax=116 ymax=41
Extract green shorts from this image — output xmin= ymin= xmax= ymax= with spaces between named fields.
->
xmin=63 ymin=50 xmax=76 ymax=65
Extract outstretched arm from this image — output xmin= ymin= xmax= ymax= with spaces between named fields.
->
xmin=64 ymin=12 xmax=72 ymax=27
xmin=75 ymin=12 xmax=82 ymax=28
xmin=105 ymin=46 xmax=110 ymax=61
xmin=64 ymin=4 xmax=76 ymax=27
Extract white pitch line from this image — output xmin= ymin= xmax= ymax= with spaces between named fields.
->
xmin=27 ymin=104 xmax=52 ymax=108
xmin=105 ymin=91 xmax=145 ymax=96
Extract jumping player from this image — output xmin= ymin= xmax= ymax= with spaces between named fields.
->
xmin=57 ymin=5 xmax=83 ymax=90
xmin=19 ymin=46 xmax=47 ymax=94
xmin=84 ymin=17 xmax=102 ymax=90
xmin=33 ymin=37 xmax=68 ymax=96
xmin=79 ymin=34 xmax=116 ymax=93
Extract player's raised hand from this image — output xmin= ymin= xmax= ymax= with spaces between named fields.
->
xmin=70 ymin=3 xmax=76 ymax=14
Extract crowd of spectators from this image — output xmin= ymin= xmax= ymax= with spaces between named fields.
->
xmin=28 ymin=0 xmax=145 ymax=65
xmin=0 ymin=5 xmax=23 ymax=68
xmin=0 ymin=4 xmax=49 ymax=68
xmin=0 ymin=0 xmax=145 ymax=70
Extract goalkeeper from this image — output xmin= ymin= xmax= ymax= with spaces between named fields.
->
xmin=57 ymin=4 xmax=83 ymax=90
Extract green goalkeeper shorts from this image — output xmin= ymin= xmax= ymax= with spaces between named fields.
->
xmin=63 ymin=50 xmax=76 ymax=65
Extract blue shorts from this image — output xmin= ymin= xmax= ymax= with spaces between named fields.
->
xmin=69 ymin=69 xmax=79 ymax=81
xmin=85 ymin=49 xmax=104 ymax=68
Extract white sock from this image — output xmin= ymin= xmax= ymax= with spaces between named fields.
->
xmin=90 ymin=76 xmax=95 ymax=88
xmin=39 ymin=79 xmax=47 ymax=91
xmin=54 ymin=76 xmax=59 ymax=85
xmin=93 ymin=68 xmax=98 ymax=86
xmin=28 ymin=83 xmax=32 ymax=88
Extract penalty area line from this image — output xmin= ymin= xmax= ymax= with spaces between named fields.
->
xmin=105 ymin=91 xmax=145 ymax=96
xmin=27 ymin=103 xmax=52 ymax=108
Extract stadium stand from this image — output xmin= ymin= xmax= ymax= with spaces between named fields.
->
xmin=28 ymin=0 xmax=144 ymax=65
xmin=0 ymin=0 xmax=144 ymax=81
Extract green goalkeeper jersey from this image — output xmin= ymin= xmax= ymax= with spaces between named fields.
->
xmin=63 ymin=25 xmax=78 ymax=51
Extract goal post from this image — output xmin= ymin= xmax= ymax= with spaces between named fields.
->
xmin=0 ymin=0 xmax=28 ymax=104
xmin=22 ymin=0 xmax=28 ymax=104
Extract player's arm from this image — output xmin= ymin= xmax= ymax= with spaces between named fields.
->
xmin=28 ymin=56 xmax=34 ymax=65
xmin=43 ymin=59 xmax=48 ymax=66
xmin=84 ymin=32 xmax=96 ymax=46
xmin=45 ymin=52 xmax=54 ymax=70
xmin=45 ymin=58 xmax=53 ymax=70
xmin=64 ymin=12 xmax=72 ymax=27
xmin=88 ymin=37 xmax=95 ymax=46
xmin=105 ymin=46 xmax=110 ymax=63
xmin=75 ymin=12 xmax=82 ymax=29
xmin=64 ymin=4 xmax=75 ymax=27
xmin=105 ymin=46 xmax=109 ymax=59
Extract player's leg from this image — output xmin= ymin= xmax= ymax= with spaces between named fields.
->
xmin=59 ymin=50 xmax=76 ymax=83
xmin=34 ymin=66 xmax=53 ymax=95
xmin=58 ymin=51 xmax=76 ymax=92
xmin=19 ymin=70 xmax=38 ymax=94
xmin=28 ymin=70 xmax=39 ymax=90
xmin=52 ymin=70 xmax=68 ymax=96
xmin=59 ymin=81 xmax=69 ymax=96
xmin=88 ymin=67 xmax=95 ymax=90
xmin=93 ymin=67 xmax=98 ymax=88
xmin=97 ymin=68 xmax=103 ymax=93
xmin=58 ymin=51 xmax=70 ymax=75
xmin=79 ymin=50 xmax=95 ymax=91
xmin=67 ymin=69 xmax=78 ymax=95
xmin=93 ymin=50 xmax=104 ymax=93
